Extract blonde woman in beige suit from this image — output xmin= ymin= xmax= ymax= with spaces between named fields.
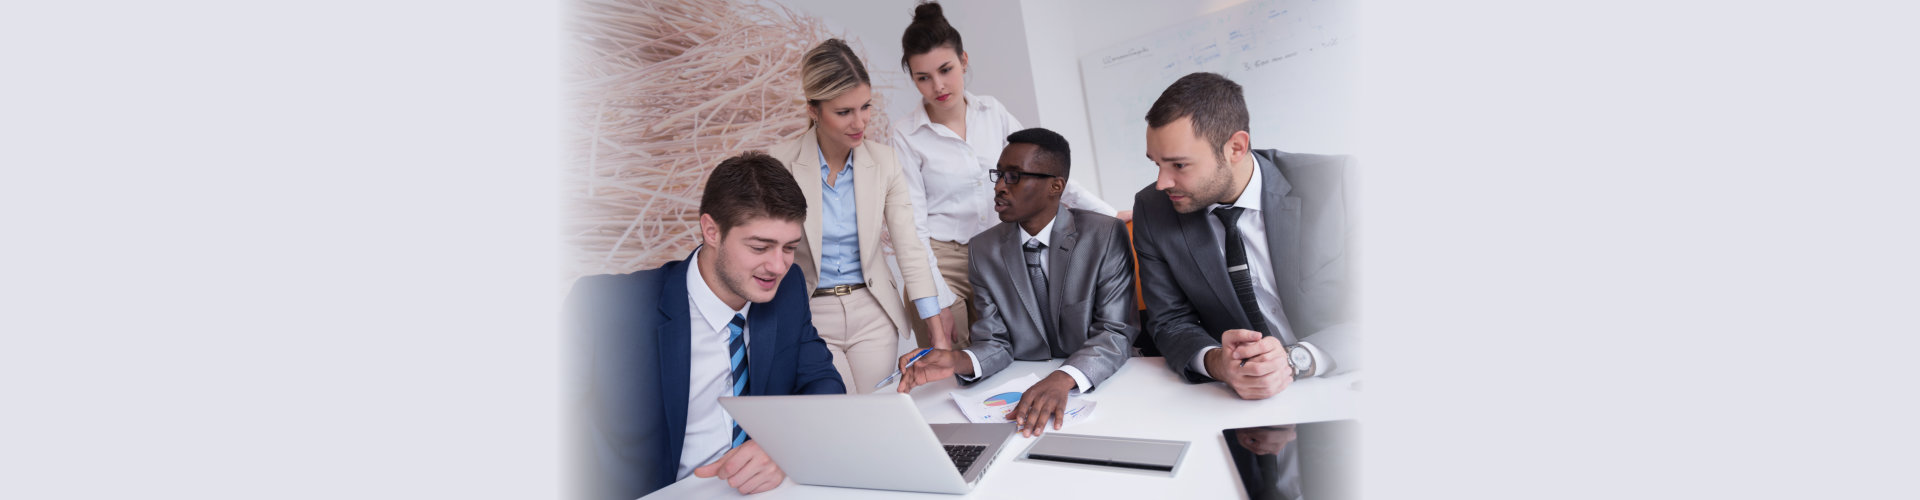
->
xmin=766 ymin=38 xmax=954 ymax=391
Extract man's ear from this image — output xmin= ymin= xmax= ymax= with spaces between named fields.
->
xmin=699 ymin=213 xmax=723 ymax=247
xmin=1226 ymin=130 xmax=1252 ymax=164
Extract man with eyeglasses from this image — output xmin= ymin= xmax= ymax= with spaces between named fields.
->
xmin=892 ymin=127 xmax=1138 ymax=438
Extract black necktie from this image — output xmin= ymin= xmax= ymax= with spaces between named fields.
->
xmin=1023 ymin=239 xmax=1052 ymax=339
xmin=1212 ymin=206 xmax=1272 ymax=338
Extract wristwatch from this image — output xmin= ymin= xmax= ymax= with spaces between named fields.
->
xmin=1286 ymin=344 xmax=1314 ymax=379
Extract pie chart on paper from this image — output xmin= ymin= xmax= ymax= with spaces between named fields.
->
xmin=983 ymin=392 xmax=1021 ymax=407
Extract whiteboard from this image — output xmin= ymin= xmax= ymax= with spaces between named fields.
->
xmin=1079 ymin=0 xmax=1357 ymax=208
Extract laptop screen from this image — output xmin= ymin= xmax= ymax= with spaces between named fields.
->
xmin=1222 ymin=419 xmax=1359 ymax=500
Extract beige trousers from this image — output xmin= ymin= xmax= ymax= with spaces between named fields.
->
xmin=907 ymin=239 xmax=974 ymax=349
xmin=811 ymin=288 xmax=900 ymax=392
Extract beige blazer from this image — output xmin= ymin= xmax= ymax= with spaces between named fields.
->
xmin=767 ymin=126 xmax=942 ymax=338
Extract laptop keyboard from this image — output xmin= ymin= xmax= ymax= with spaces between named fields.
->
xmin=944 ymin=444 xmax=987 ymax=474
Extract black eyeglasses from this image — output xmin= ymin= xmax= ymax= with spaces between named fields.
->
xmin=988 ymin=169 xmax=1059 ymax=185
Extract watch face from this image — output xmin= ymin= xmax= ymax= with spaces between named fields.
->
xmin=1291 ymin=347 xmax=1311 ymax=371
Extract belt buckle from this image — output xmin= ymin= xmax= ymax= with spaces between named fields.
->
xmin=831 ymin=284 xmax=854 ymax=296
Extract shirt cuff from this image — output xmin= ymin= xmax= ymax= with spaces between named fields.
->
xmin=912 ymin=296 xmax=942 ymax=319
xmin=1295 ymin=341 xmax=1330 ymax=377
xmin=1055 ymin=365 xmax=1093 ymax=393
xmin=958 ymin=349 xmax=984 ymax=382
xmin=1192 ymin=346 xmax=1219 ymax=379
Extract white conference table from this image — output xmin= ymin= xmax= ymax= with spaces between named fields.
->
xmin=644 ymin=356 xmax=1360 ymax=499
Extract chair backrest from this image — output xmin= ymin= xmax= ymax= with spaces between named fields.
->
xmin=1126 ymin=219 xmax=1160 ymax=356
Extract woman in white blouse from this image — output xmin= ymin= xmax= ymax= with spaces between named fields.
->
xmin=890 ymin=1 xmax=1119 ymax=350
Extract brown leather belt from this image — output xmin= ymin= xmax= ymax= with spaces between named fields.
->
xmin=811 ymin=283 xmax=868 ymax=297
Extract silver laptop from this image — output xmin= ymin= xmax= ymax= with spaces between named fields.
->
xmin=718 ymin=393 xmax=1016 ymax=494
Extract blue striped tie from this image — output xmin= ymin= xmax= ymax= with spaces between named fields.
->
xmin=728 ymin=313 xmax=750 ymax=448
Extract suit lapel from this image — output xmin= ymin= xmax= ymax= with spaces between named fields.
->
xmin=656 ymin=259 xmax=694 ymax=462
xmin=1046 ymin=206 xmax=1077 ymax=343
xmin=852 ymin=142 xmax=884 ymax=269
xmin=1177 ymin=203 xmax=1248 ymax=330
xmin=794 ymin=128 xmax=826 ymax=268
xmin=1258 ymin=153 xmax=1302 ymax=305
xmin=745 ymin=301 xmax=778 ymax=396
xmin=1002 ymin=225 xmax=1048 ymax=336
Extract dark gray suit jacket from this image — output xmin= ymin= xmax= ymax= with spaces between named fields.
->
xmin=964 ymin=206 xmax=1138 ymax=389
xmin=1133 ymin=149 xmax=1355 ymax=383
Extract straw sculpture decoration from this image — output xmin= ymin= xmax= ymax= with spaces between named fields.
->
xmin=565 ymin=0 xmax=895 ymax=278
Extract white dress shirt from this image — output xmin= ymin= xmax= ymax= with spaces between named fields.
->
xmin=954 ymin=217 xmax=1094 ymax=392
xmin=892 ymin=92 xmax=1116 ymax=247
xmin=1189 ymin=165 xmax=1330 ymax=379
xmin=677 ymin=247 xmax=752 ymax=480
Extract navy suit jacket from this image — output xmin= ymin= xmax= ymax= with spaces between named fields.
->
xmin=568 ymin=251 xmax=845 ymax=500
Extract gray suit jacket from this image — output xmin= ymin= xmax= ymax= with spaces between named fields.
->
xmin=964 ymin=206 xmax=1138 ymax=390
xmin=1133 ymin=149 xmax=1356 ymax=383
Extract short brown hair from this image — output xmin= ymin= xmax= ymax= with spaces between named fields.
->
xmin=1145 ymin=72 xmax=1249 ymax=158
xmin=699 ymin=152 xmax=806 ymax=235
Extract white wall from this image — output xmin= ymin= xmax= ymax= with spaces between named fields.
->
xmin=765 ymin=0 xmax=1039 ymax=136
xmin=1017 ymin=0 xmax=1101 ymax=206
xmin=776 ymin=0 xmax=1261 ymax=210
xmin=940 ymin=0 xmax=1040 ymax=127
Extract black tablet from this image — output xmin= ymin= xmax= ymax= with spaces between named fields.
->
xmin=1222 ymin=419 xmax=1359 ymax=500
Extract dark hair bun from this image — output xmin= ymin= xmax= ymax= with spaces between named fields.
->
xmin=912 ymin=1 xmax=946 ymax=24
xmin=901 ymin=1 xmax=964 ymax=70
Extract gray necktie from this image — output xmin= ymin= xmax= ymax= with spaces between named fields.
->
xmin=1023 ymin=239 xmax=1050 ymax=336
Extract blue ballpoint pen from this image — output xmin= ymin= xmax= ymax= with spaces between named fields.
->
xmin=875 ymin=348 xmax=934 ymax=389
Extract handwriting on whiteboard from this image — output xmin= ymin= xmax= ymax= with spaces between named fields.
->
xmin=1078 ymin=0 xmax=1357 ymax=208
xmin=1242 ymin=36 xmax=1336 ymax=71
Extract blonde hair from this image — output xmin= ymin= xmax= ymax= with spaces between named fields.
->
xmin=801 ymin=39 xmax=872 ymax=109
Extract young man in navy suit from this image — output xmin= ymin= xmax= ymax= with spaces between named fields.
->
xmin=568 ymin=152 xmax=845 ymax=499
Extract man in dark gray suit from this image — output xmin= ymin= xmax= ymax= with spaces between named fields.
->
xmin=896 ymin=127 xmax=1138 ymax=437
xmin=1133 ymin=72 xmax=1355 ymax=400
